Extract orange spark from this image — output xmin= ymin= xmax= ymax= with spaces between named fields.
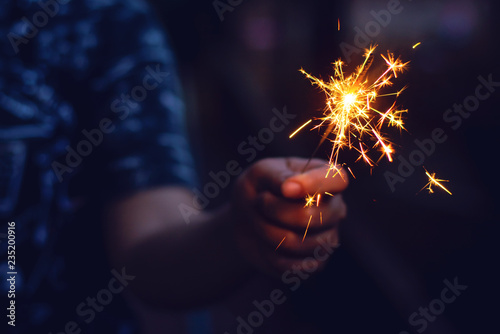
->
xmin=289 ymin=119 xmax=312 ymax=138
xmin=304 ymin=194 xmax=316 ymax=208
xmin=275 ymin=236 xmax=286 ymax=251
xmin=355 ymin=143 xmax=374 ymax=166
xmin=302 ymin=215 xmax=313 ymax=242
xmin=421 ymin=168 xmax=452 ymax=195
xmin=347 ymin=166 xmax=356 ymax=179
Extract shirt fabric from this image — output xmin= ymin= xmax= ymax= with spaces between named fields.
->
xmin=0 ymin=0 xmax=197 ymax=332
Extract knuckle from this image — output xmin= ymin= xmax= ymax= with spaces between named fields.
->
xmin=252 ymin=158 xmax=274 ymax=173
xmin=257 ymin=191 xmax=273 ymax=212
xmin=340 ymin=200 xmax=347 ymax=219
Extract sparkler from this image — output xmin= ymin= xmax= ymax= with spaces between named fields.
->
xmin=277 ymin=44 xmax=449 ymax=250
xmin=293 ymin=44 xmax=409 ymax=169
xmin=421 ymin=167 xmax=452 ymax=195
xmin=282 ymin=45 xmax=409 ymax=247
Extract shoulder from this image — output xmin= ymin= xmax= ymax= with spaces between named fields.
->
xmin=1 ymin=0 xmax=167 ymax=71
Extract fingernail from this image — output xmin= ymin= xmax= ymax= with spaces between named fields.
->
xmin=282 ymin=181 xmax=302 ymax=197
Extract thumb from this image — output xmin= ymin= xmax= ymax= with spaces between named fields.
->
xmin=282 ymin=163 xmax=349 ymax=199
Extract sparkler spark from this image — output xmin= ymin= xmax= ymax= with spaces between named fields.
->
xmin=300 ymin=193 xmax=324 ymax=241
xmin=289 ymin=119 xmax=312 ymax=138
xmin=302 ymin=215 xmax=313 ymax=243
xmin=275 ymin=236 xmax=286 ymax=251
xmin=421 ymin=168 xmax=452 ymax=195
xmin=304 ymin=194 xmax=316 ymax=208
xmin=279 ymin=45 xmax=410 ymax=250
xmin=295 ymin=45 xmax=409 ymax=169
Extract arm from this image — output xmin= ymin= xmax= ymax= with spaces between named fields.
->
xmin=106 ymin=157 xmax=348 ymax=309
xmin=106 ymin=187 xmax=252 ymax=309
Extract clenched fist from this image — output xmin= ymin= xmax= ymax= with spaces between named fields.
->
xmin=232 ymin=157 xmax=348 ymax=277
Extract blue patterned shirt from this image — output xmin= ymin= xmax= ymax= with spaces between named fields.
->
xmin=0 ymin=0 xmax=197 ymax=332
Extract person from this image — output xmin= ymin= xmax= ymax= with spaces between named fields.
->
xmin=0 ymin=0 xmax=348 ymax=332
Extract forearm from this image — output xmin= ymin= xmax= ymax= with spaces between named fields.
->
xmin=125 ymin=206 xmax=253 ymax=308
xmin=106 ymin=189 xmax=254 ymax=309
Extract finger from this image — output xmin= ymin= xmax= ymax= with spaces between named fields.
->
xmin=250 ymin=214 xmax=337 ymax=256
xmin=283 ymin=157 xmax=328 ymax=173
xmin=237 ymin=224 xmax=339 ymax=276
xmin=256 ymin=191 xmax=338 ymax=232
xmin=243 ymin=240 xmax=329 ymax=277
xmin=248 ymin=158 xmax=297 ymax=195
xmin=250 ymin=157 xmax=328 ymax=196
xmin=315 ymin=194 xmax=347 ymax=225
xmin=282 ymin=164 xmax=349 ymax=199
xmin=267 ymin=228 xmax=340 ymax=262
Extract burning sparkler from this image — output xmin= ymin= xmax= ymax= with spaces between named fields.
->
xmin=276 ymin=41 xmax=451 ymax=251
xmin=292 ymin=44 xmax=409 ymax=169
xmin=283 ymin=45 xmax=409 ymax=247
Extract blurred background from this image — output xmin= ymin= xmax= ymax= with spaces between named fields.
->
xmin=136 ymin=0 xmax=499 ymax=333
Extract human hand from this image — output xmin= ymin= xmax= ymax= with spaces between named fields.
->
xmin=232 ymin=157 xmax=348 ymax=277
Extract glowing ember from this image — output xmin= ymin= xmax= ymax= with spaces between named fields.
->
xmin=275 ymin=236 xmax=286 ymax=251
xmin=421 ymin=168 xmax=452 ymax=195
xmin=304 ymin=194 xmax=316 ymax=208
xmin=289 ymin=119 xmax=312 ymax=138
xmin=302 ymin=215 xmax=313 ymax=243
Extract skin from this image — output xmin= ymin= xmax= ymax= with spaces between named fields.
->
xmin=106 ymin=157 xmax=348 ymax=309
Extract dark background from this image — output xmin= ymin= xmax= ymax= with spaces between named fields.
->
xmin=144 ymin=0 xmax=499 ymax=333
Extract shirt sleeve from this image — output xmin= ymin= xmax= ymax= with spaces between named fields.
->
xmin=74 ymin=2 xmax=198 ymax=200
